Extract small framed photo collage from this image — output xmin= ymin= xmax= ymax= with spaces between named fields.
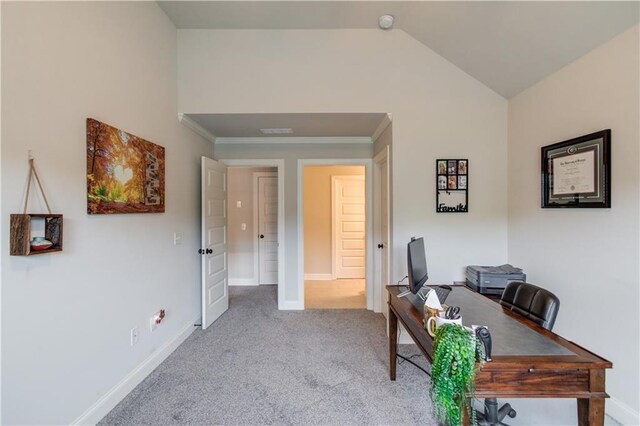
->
xmin=436 ymin=159 xmax=468 ymax=213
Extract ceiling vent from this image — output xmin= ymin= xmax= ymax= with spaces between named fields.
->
xmin=260 ymin=128 xmax=293 ymax=135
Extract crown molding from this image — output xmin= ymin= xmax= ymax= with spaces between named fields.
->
xmin=177 ymin=113 xmax=216 ymax=143
xmin=371 ymin=113 xmax=392 ymax=142
xmin=214 ymin=136 xmax=373 ymax=145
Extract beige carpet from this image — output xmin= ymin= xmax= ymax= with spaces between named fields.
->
xmin=305 ymin=279 xmax=366 ymax=309
xmin=99 ymin=286 xmax=434 ymax=425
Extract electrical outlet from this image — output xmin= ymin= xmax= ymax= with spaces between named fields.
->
xmin=241 ymin=223 xmax=247 ymax=231
xmin=150 ymin=309 xmax=166 ymax=332
xmin=130 ymin=327 xmax=139 ymax=346
xmin=236 ymin=201 xmax=242 ymax=208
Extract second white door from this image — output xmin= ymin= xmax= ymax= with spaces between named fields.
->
xmin=332 ymin=175 xmax=366 ymax=279
xmin=258 ymin=176 xmax=278 ymax=285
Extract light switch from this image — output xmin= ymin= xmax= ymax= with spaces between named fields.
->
xmin=236 ymin=201 xmax=242 ymax=208
xmin=241 ymin=223 xmax=247 ymax=231
xmin=173 ymin=232 xmax=182 ymax=245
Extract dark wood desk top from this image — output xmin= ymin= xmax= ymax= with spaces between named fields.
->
xmin=387 ymin=285 xmax=612 ymax=424
xmin=387 ymin=285 xmax=612 ymax=371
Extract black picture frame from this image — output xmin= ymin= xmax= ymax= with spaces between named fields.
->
xmin=436 ymin=159 xmax=468 ymax=213
xmin=541 ymin=129 xmax=611 ymax=208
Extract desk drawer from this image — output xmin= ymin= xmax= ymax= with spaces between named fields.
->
xmin=476 ymin=369 xmax=590 ymax=393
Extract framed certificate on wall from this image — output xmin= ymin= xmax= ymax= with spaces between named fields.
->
xmin=541 ymin=129 xmax=611 ymax=208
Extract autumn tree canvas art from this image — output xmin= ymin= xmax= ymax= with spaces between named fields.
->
xmin=87 ymin=118 xmax=165 ymax=214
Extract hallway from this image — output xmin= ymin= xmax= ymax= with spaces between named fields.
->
xmin=304 ymin=279 xmax=366 ymax=309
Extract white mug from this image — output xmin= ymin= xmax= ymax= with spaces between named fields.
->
xmin=426 ymin=315 xmax=463 ymax=337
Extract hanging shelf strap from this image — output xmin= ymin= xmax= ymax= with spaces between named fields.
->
xmin=23 ymin=158 xmax=52 ymax=214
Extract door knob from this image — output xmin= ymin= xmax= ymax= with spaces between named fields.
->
xmin=198 ymin=249 xmax=204 ymax=254
xmin=259 ymin=234 xmax=265 ymax=239
xmin=378 ymin=243 xmax=384 ymax=249
xmin=206 ymin=248 xmax=212 ymax=254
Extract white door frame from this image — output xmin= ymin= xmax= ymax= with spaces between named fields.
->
xmin=253 ymin=172 xmax=278 ymax=285
xmin=331 ymin=175 xmax=366 ymax=280
xmin=220 ymin=159 xmax=285 ymax=310
xmin=373 ymin=146 xmax=391 ymax=314
xmin=298 ymin=159 xmax=374 ymax=310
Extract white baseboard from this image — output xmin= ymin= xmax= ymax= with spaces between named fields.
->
xmin=607 ymin=397 xmax=639 ymax=425
xmin=229 ymin=278 xmax=257 ymax=286
xmin=71 ymin=317 xmax=199 ymax=425
xmin=281 ymin=300 xmax=304 ymax=310
xmin=304 ymin=273 xmax=333 ymax=281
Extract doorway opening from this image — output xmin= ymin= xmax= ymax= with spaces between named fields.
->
xmin=302 ymin=164 xmax=368 ymax=309
xmin=221 ymin=159 xmax=285 ymax=310
xmin=227 ymin=166 xmax=278 ymax=286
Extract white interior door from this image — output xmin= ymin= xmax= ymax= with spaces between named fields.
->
xmin=201 ymin=157 xmax=228 ymax=329
xmin=380 ymin=159 xmax=390 ymax=316
xmin=333 ymin=175 xmax=366 ymax=279
xmin=373 ymin=147 xmax=391 ymax=315
xmin=258 ymin=176 xmax=278 ymax=284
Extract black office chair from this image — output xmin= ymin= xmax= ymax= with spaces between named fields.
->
xmin=477 ymin=282 xmax=560 ymax=426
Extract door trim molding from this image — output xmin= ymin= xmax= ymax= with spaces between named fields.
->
xmin=253 ymin=172 xmax=277 ymax=285
xmin=373 ymin=145 xmax=391 ymax=314
xmin=220 ymin=159 xmax=285 ymax=310
xmin=298 ymin=159 xmax=374 ymax=311
xmin=331 ymin=175 xmax=366 ymax=280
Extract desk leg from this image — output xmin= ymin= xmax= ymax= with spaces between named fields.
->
xmin=577 ymin=398 xmax=605 ymax=426
xmin=388 ymin=305 xmax=397 ymax=381
xmin=462 ymin=401 xmax=471 ymax=426
xmin=578 ymin=369 xmax=606 ymax=426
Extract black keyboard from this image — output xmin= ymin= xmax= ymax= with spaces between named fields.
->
xmin=434 ymin=285 xmax=452 ymax=305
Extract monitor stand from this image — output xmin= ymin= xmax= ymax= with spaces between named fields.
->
xmin=398 ymin=286 xmax=430 ymax=310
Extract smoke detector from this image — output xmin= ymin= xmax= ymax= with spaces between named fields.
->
xmin=378 ymin=14 xmax=394 ymax=30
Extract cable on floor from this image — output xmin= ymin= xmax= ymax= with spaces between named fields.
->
xmin=396 ymin=328 xmax=431 ymax=377
xmin=397 ymin=354 xmax=431 ymax=376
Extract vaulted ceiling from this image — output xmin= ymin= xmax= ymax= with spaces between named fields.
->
xmin=159 ymin=1 xmax=639 ymax=98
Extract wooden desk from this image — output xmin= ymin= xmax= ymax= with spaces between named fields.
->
xmin=387 ymin=285 xmax=612 ymax=426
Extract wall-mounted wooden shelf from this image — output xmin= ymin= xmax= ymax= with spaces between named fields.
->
xmin=10 ymin=214 xmax=64 ymax=256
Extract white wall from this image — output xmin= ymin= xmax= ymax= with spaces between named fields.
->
xmin=1 ymin=2 xmax=213 ymax=424
xmin=508 ymin=25 xmax=639 ymax=424
xmin=227 ymin=167 xmax=275 ymax=284
xmin=179 ymin=29 xmax=509 ymax=306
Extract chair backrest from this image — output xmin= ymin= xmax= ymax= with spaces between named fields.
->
xmin=500 ymin=282 xmax=560 ymax=331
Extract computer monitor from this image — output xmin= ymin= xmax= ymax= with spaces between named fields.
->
xmin=408 ymin=237 xmax=429 ymax=294
xmin=398 ymin=237 xmax=429 ymax=298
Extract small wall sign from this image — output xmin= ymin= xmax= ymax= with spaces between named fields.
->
xmin=436 ymin=159 xmax=468 ymax=213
